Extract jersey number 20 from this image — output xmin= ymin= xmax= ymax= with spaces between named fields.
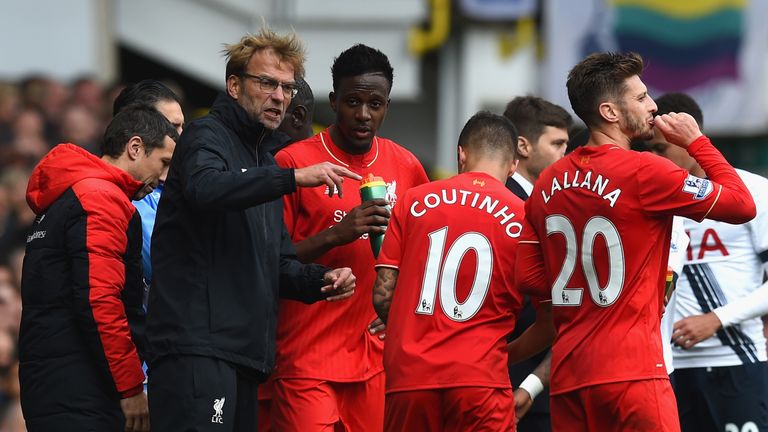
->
xmin=415 ymin=227 xmax=492 ymax=322
xmin=547 ymin=215 xmax=625 ymax=307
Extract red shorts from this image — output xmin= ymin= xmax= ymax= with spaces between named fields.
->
xmin=271 ymin=372 xmax=385 ymax=432
xmin=257 ymin=380 xmax=273 ymax=432
xmin=385 ymin=387 xmax=515 ymax=432
xmin=550 ymin=379 xmax=680 ymax=432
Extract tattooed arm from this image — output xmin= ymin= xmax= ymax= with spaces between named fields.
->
xmin=372 ymin=267 xmax=399 ymax=324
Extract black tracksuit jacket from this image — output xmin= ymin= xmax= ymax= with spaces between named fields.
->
xmin=146 ymin=93 xmax=330 ymax=376
xmin=20 ymin=144 xmax=146 ymax=430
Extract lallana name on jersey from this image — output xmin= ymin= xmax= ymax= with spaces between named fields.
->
xmin=409 ymin=189 xmax=523 ymax=238
xmin=542 ymin=170 xmax=622 ymax=208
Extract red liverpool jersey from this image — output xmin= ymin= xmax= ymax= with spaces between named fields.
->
xmin=516 ymin=136 xmax=755 ymax=395
xmin=377 ymin=172 xmax=526 ymax=393
xmin=274 ymin=128 xmax=428 ymax=381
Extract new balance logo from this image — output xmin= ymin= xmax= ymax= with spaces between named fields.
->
xmin=211 ymin=397 xmax=225 ymax=424
xmin=26 ymin=230 xmax=46 ymax=243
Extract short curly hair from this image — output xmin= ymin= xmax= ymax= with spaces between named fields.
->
xmin=331 ymin=44 xmax=393 ymax=92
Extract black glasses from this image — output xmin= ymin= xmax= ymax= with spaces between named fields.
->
xmin=241 ymin=73 xmax=298 ymax=98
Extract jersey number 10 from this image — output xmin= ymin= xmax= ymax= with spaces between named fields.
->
xmin=415 ymin=227 xmax=492 ymax=322
xmin=547 ymin=215 xmax=626 ymax=307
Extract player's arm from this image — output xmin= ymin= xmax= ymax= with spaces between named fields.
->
xmin=674 ymin=261 xmax=768 ymax=349
xmin=181 ymin=131 xmax=298 ymax=210
xmin=513 ymin=351 xmax=552 ymax=422
xmin=515 ymin=244 xmax=549 ymax=298
xmin=67 ymin=190 xmax=145 ymax=398
xmin=372 ymin=267 xmax=399 ymax=324
xmin=507 ymin=301 xmax=555 ymax=364
xmin=653 ymin=113 xmax=755 ymax=223
xmin=293 ymin=200 xmax=390 ymax=263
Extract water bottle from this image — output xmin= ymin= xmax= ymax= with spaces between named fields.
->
xmin=359 ymin=174 xmax=389 ymax=257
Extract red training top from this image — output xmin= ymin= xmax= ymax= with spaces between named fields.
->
xmin=274 ymin=128 xmax=428 ymax=381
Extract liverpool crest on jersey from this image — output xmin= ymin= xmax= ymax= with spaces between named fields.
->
xmin=385 ymin=180 xmax=398 ymax=206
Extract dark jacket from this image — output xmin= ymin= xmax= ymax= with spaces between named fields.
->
xmin=146 ymin=93 xmax=330 ymax=376
xmin=20 ymin=144 xmax=146 ymax=429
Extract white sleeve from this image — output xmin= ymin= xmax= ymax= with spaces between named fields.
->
xmin=713 ymin=278 xmax=768 ymax=327
xmin=713 ymin=171 xmax=768 ymax=327
xmin=746 ymin=172 xmax=768 ymax=260
xmin=667 ymin=216 xmax=690 ymax=274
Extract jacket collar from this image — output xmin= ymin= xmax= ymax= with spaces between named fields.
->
xmin=210 ymin=92 xmax=271 ymax=150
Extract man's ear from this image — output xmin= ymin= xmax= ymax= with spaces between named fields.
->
xmin=329 ymin=92 xmax=337 ymax=112
xmin=226 ymin=75 xmax=240 ymax=100
xmin=508 ymin=158 xmax=520 ymax=177
xmin=457 ymin=145 xmax=467 ymax=173
xmin=126 ymin=136 xmax=144 ymax=161
xmin=292 ymin=105 xmax=308 ymax=128
xmin=516 ymin=136 xmax=532 ymax=158
xmin=599 ymin=101 xmax=619 ymax=124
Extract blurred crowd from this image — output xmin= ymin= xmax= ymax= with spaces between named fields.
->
xmin=0 ymin=75 xmax=178 ymax=432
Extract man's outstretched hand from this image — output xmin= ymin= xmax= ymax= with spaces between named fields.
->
xmin=295 ymin=162 xmax=362 ymax=198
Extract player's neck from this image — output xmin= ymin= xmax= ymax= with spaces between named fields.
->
xmin=462 ymin=160 xmax=509 ymax=184
xmin=587 ymin=127 xmax=630 ymax=150
xmin=515 ymin=164 xmax=536 ymax=184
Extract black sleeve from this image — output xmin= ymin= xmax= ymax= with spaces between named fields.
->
xmin=180 ymin=124 xmax=297 ymax=210
xmin=122 ymin=212 xmax=147 ymax=360
xmin=277 ymin=222 xmax=331 ymax=304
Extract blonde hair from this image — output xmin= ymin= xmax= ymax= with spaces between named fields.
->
xmin=223 ymin=28 xmax=306 ymax=81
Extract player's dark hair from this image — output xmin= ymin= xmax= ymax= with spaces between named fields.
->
xmin=458 ymin=111 xmax=518 ymax=162
xmin=113 ymin=80 xmax=181 ymax=115
xmin=655 ymin=93 xmax=704 ymax=129
xmin=567 ymin=52 xmax=644 ymax=128
xmin=331 ymin=44 xmax=394 ymax=92
xmin=503 ymin=96 xmax=573 ymax=143
xmin=101 ymin=105 xmax=179 ymax=158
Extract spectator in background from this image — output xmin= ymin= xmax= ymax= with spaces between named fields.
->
xmin=648 ymin=93 xmax=768 ymax=432
xmin=0 ymin=265 xmax=21 ymax=335
xmin=502 ymin=95 xmax=572 ymax=432
xmin=145 ymin=29 xmax=359 ymax=431
xmin=11 ymin=109 xmax=48 ymax=160
xmin=113 ymin=79 xmax=185 ymax=288
xmin=0 ymin=263 xmax=22 ymax=432
xmin=59 ymin=105 xmax=102 ymax=154
xmin=0 ymin=83 xmax=19 ymax=146
xmin=18 ymin=76 xmax=68 ymax=143
xmin=19 ymin=106 xmax=178 ymax=432
xmin=71 ymin=76 xmax=105 ymax=116
xmin=0 ymin=168 xmax=35 ymax=260
xmin=271 ymin=44 xmax=429 ymax=432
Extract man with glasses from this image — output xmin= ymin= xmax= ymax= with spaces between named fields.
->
xmin=145 ymin=29 xmax=361 ymax=432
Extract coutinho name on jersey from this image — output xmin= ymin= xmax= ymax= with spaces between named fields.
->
xmin=409 ymin=188 xmax=523 ymax=238
xmin=542 ymin=169 xmax=622 ymax=208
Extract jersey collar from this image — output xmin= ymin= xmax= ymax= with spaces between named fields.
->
xmin=319 ymin=128 xmax=379 ymax=168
